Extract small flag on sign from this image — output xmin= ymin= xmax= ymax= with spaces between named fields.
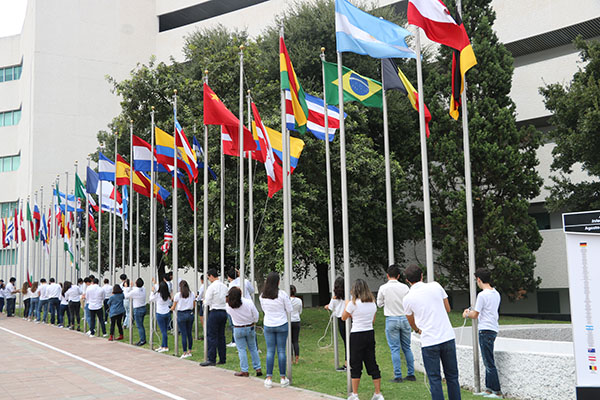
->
xmin=589 ymin=348 xmax=596 ymax=353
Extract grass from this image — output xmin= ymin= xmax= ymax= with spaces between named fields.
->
xmin=16 ymin=307 xmax=566 ymax=399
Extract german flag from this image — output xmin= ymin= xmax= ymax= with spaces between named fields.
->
xmin=280 ymin=37 xmax=308 ymax=134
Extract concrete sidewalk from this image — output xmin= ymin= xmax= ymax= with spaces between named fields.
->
xmin=0 ymin=315 xmax=340 ymax=400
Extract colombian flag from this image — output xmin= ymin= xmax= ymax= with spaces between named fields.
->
xmin=280 ymin=37 xmax=308 ymax=134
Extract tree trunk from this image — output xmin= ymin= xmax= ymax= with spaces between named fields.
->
xmin=316 ymin=262 xmax=330 ymax=306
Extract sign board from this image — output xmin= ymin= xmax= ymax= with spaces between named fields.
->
xmin=564 ymin=210 xmax=600 ymax=399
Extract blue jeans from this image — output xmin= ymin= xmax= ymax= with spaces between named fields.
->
xmin=123 ymin=298 xmax=130 ymax=328
xmin=29 ymin=297 xmax=39 ymax=319
xmin=479 ymin=330 xmax=501 ymax=393
xmin=49 ymin=298 xmax=60 ymax=324
xmin=207 ymin=309 xmax=227 ymax=363
xmin=421 ymin=339 xmax=461 ymax=400
xmin=39 ymin=299 xmax=49 ymax=322
xmin=85 ymin=304 xmax=91 ymax=327
xmin=234 ymin=325 xmax=261 ymax=372
xmin=227 ymin=313 xmax=235 ymax=343
xmin=157 ymin=312 xmax=170 ymax=348
xmin=264 ymin=323 xmax=288 ymax=377
xmin=385 ymin=316 xmax=415 ymax=379
xmin=6 ymin=298 xmax=16 ymax=316
xmin=133 ymin=306 xmax=146 ymax=342
xmin=58 ymin=304 xmax=70 ymax=326
xmin=178 ymin=310 xmax=194 ymax=352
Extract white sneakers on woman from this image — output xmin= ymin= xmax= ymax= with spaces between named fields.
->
xmin=264 ymin=378 xmax=273 ymax=389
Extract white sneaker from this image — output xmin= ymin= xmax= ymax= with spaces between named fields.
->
xmin=280 ymin=377 xmax=290 ymax=387
xmin=226 ymin=342 xmax=237 ymax=348
xmin=264 ymin=378 xmax=272 ymax=389
xmin=347 ymin=393 xmax=359 ymax=400
xmin=87 ymin=332 xmax=94 ymax=337
xmin=85 ymin=330 xmax=91 ymax=335
xmin=483 ymin=394 xmax=502 ymax=399
xmin=102 ymin=334 xmax=108 ymax=338
xmin=157 ymin=347 xmax=169 ymax=353
xmin=371 ymin=393 xmax=384 ymax=400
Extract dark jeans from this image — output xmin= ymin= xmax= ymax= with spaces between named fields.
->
xmin=338 ymin=317 xmax=348 ymax=361
xmin=207 ymin=309 xmax=227 ymax=363
xmin=24 ymin=298 xmax=31 ymax=319
xmin=134 ymin=306 xmax=146 ymax=342
xmin=6 ymin=298 xmax=16 ymax=316
xmin=48 ymin=298 xmax=60 ymax=324
xmin=157 ymin=312 xmax=170 ymax=348
xmin=291 ymin=321 xmax=301 ymax=357
xmin=349 ymin=330 xmax=381 ymax=380
xmin=178 ymin=310 xmax=194 ymax=352
xmin=110 ymin=313 xmax=124 ymax=336
xmin=479 ymin=330 xmax=501 ymax=393
xmin=89 ymin=308 xmax=106 ymax=335
xmin=39 ymin=299 xmax=49 ymax=322
xmin=103 ymin=299 xmax=110 ymax=322
xmin=68 ymin=301 xmax=81 ymax=328
xmin=421 ymin=339 xmax=461 ymax=400
xmin=0 ymin=297 xmax=4 ymax=313
xmin=58 ymin=304 xmax=70 ymax=326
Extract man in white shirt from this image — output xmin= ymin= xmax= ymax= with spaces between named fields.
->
xmin=38 ymin=279 xmax=50 ymax=323
xmin=102 ymin=279 xmax=112 ymax=322
xmin=377 ymin=265 xmax=415 ymax=383
xmin=200 ymin=268 xmax=228 ymax=367
xmin=5 ymin=277 xmax=18 ymax=317
xmin=124 ymin=277 xmax=147 ymax=346
xmin=463 ymin=268 xmax=502 ymax=399
xmin=84 ymin=278 xmax=107 ymax=337
xmin=403 ymin=265 xmax=460 ymax=400
xmin=47 ymin=278 xmax=62 ymax=325
xmin=119 ymin=274 xmax=130 ymax=328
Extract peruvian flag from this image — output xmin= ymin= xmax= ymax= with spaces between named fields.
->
xmin=19 ymin=206 xmax=26 ymax=242
xmin=13 ymin=208 xmax=19 ymax=244
xmin=251 ymin=102 xmax=283 ymax=198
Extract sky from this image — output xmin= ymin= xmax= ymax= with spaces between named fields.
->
xmin=0 ymin=0 xmax=27 ymax=38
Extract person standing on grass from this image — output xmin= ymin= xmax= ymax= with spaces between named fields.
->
xmin=29 ymin=282 xmax=39 ymax=321
xmin=5 ymin=277 xmax=18 ymax=317
xmin=376 ymin=264 xmax=415 ymax=383
xmin=108 ymin=284 xmax=125 ymax=341
xmin=342 ymin=279 xmax=383 ymax=400
xmin=84 ymin=278 xmax=107 ymax=337
xmin=226 ymin=286 xmax=262 ymax=377
xmin=102 ymin=278 xmax=112 ymax=322
xmin=290 ymin=285 xmax=303 ymax=364
xmin=124 ymin=278 xmax=147 ymax=346
xmin=150 ymin=281 xmax=172 ymax=353
xmin=403 ymin=264 xmax=460 ymax=400
xmin=22 ymin=282 xmax=31 ymax=320
xmin=325 ymin=277 xmax=348 ymax=372
xmin=47 ymin=278 xmax=62 ymax=325
xmin=200 ymin=268 xmax=228 ymax=367
xmin=259 ymin=271 xmax=292 ymax=389
xmin=171 ymin=280 xmax=195 ymax=358
xmin=463 ymin=268 xmax=502 ymax=399
xmin=65 ymin=280 xmax=82 ymax=330
xmin=37 ymin=278 xmax=49 ymax=323
xmin=58 ymin=282 xmax=71 ymax=328
xmin=0 ymin=280 xmax=5 ymax=313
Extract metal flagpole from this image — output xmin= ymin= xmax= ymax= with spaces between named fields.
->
xmin=146 ymin=107 xmax=156 ymax=346
xmin=86 ymin=157 xmax=90 ymax=280
xmin=49 ymin=182 xmax=55 ymax=280
xmin=136 ymin=193 xmax=139 ymax=278
xmin=64 ymin=174 xmax=69 ymax=278
xmin=337 ymin=51 xmax=352 ymax=394
xmin=172 ymin=89 xmax=179 ymax=356
xmin=193 ymin=123 xmax=199 ymax=340
xmin=414 ymin=30 xmax=434 ymax=282
xmin=55 ymin=175 xmax=60 ymax=280
xmin=75 ymin=161 xmax=79 ymax=280
xmin=121 ymin=201 xmax=125 ymax=278
xmin=112 ymin=133 xmax=118 ymax=284
xmin=98 ymin=144 xmax=103 ymax=278
xmin=129 ymin=120 xmax=134 ymax=285
xmin=381 ymin=60 xmax=395 ymax=266
xmin=247 ymin=89 xmax=255 ymax=304
xmin=34 ymin=191 xmax=38 ymax=281
xmin=456 ymin=0 xmax=481 ymax=391
xmin=19 ymin=200 xmax=24 ymax=311
xmin=204 ymin=71 xmax=210 ymax=362
xmin=238 ymin=46 xmax=246 ymax=299
xmin=320 ymin=48 xmax=339 ymax=369
xmin=40 ymin=186 xmax=44 ymax=279
xmin=26 ymin=196 xmax=31 ymax=286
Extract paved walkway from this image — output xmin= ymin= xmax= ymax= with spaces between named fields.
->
xmin=0 ymin=315 xmax=339 ymax=400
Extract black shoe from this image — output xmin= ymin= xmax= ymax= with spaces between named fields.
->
xmin=200 ymin=361 xmax=216 ymax=367
xmin=336 ymin=366 xmax=347 ymax=372
xmin=136 ymin=341 xmax=146 ymax=346
xmin=390 ymin=377 xmax=403 ymax=383
xmin=217 ymin=360 xmax=226 ymax=365
xmin=405 ymin=375 xmax=416 ymax=382
xmin=256 ymin=369 xmax=263 ymax=377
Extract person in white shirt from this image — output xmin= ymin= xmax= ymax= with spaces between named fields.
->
xmin=29 ymin=282 xmax=40 ymax=321
xmin=197 ymin=275 xmax=205 ymax=330
xmin=124 ymin=277 xmax=147 ymax=346
xmin=58 ymin=282 xmax=71 ymax=328
xmin=47 ymin=278 xmax=62 ymax=325
xmin=150 ymin=280 xmax=172 ymax=352
xmin=342 ymin=279 xmax=383 ymax=400
xmin=65 ymin=280 xmax=82 ymax=331
xmin=0 ymin=280 xmax=5 ymax=314
xmin=102 ymin=279 xmax=113 ymax=322
xmin=325 ymin=277 xmax=348 ymax=372
xmin=376 ymin=265 xmax=415 ymax=383
xmin=290 ymin=285 xmax=303 ymax=364
xmin=259 ymin=271 xmax=293 ymax=389
xmin=170 ymin=280 xmax=195 ymax=358
xmin=84 ymin=278 xmax=107 ymax=337
xmin=38 ymin=279 xmax=50 ymax=323
xmin=22 ymin=282 xmax=32 ymax=320
xmin=119 ymin=274 xmax=130 ymax=328
xmin=226 ymin=268 xmax=254 ymax=347
xmin=5 ymin=277 xmax=18 ymax=317
xmin=403 ymin=265 xmax=460 ymax=400
xmin=463 ymin=268 xmax=502 ymax=399
xmin=200 ymin=268 xmax=228 ymax=367
xmin=226 ymin=286 xmax=262 ymax=377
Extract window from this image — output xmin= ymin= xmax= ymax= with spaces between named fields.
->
xmin=531 ymin=212 xmax=551 ymax=230
xmin=0 ymin=201 xmax=17 ymax=218
xmin=0 ymin=154 xmax=20 ymax=173
xmin=537 ymin=291 xmax=560 ymax=313
xmin=0 ymin=249 xmax=17 ymax=266
xmin=0 ymin=62 xmax=23 ymax=83
xmin=0 ymin=108 xmax=22 ymax=127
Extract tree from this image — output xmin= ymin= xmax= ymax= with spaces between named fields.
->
xmin=540 ymin=38 xmax=600 ymax=212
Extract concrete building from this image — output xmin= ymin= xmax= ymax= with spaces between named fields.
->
xmin=1 ymin=0 xmax=599 ymax=315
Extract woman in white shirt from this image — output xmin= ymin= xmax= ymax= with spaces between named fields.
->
xmin=171 ymin=280 xmax=195 ymax=358
xmin=28 ymin=282 xmax=39 ymax=321
xmin=65 ymin=281 xmax=82 ymax=331
xmin=150 ymin=281 xmax=172 ymax=353
xmin=226 ymin=286 xmax=262 ymax=377
xmin=259 ymin=272 xmax=292 ymax=389
xmin=290 ymin=285 xmax=303 ymax=364
xmin=58 ymin=282 xmax=71 ymax=328
xmin=342 ymin=279 xmax=383 ymax=400
xmin=325 ymin=277 xmax=347 ymax=371
xmin=22 ymin=282 xmax=31 ymax=321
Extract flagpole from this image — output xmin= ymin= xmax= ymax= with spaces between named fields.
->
xmin=220 ymin=124 xmax=225 ymax=283
xmin=129 ymin=120 xmax=134 ymax=285
xmin=64 ymin=174 xmax=69 ymax=277
xmin=98 ymin=143 xmax=103 ymax=278
xmin=54 ymin=176 xmax=59 ymax=280
xmin=19 ymin=199 xmax=24 ymax=311
xmin=381 ymin=60 xmax=395 ymax=266
xmin=49 ymin=182 xmax=55 ymax=280
xmin=86 ymin=157 xmax=90 ymax=280
xmin=238 ymin=45 xmax=246 ymax=299
xmin=33 ymin=191 xmax=38 ymax=281
xmin=247 ymin=89 xmax=255 ymax=305
xmin=136 ymin=193 xmax=139 ymax=277
xmin=27 ymin=196 xmax=31 ymax=286
xmin=108 ymin=177 xmax=113 ymax=282
xmin=75 ymin=160 xmax=79 ymax=279
xmin=193 ymin=122 xmax=198 ymax=340
xmin=337 ymin=51 xmax=352 ymax=395
xmin=172 ymin=89 xmax=180 ymax=356
xmin=147 ymin=107 xmax=156 ymax=346
xmin=320 ymin=48 xmax=340 ymax=369
xmin=203 ymin=71 xmax=210 ymax=362
xmin=112 ymin=133 xmax=118 ymax=284
xmin=40 ymin=186 xmax=45 ymax=279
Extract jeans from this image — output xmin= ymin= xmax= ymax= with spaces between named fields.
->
xmin=178 ymin=310 xmax=194 ymax=352
xmin=133 ymin=306 xmax=146 ymax=342
xmin=89 ymin=308 xmax=106 ymax=335
xmin=479 ymin=330 xmax=501 ymax=393
xmin=58 ymin=304 xmax=70 ymax=326
xmin=234 ymin=325 xmax=261 ymax=372
xmin=421 ymin=339 xmax=461 ymax=400
xmin=227 ymin=313 xmax=235 ymax=343
xmin=24 ymin=298 xmax=31 ymax=319
xmin=29 ymin=297 xmax=39 ymax=319
xmin=68 ymin=301 xmax=81 ymax=328
xmin=157 ymin=312 xmax=170 ymax=348
xmin=0 ymin=297 xmax=4 ymax=313
xmin=85 ymin=304 xmax=91 ymax=327
xmin=39 ymin=299 xmax=49 ymax=322
xmin=48 ymin=298 xmax=60 ymax=324
xmin=123 ymin=298 xmax=130 ymax=328
xmin=291 ymin=321 xmax=301 ymax=357
xmin=110 ymin=313 xmax=124 ymax=336
xmin=264 ymin=323 xmax=288 ymax=377
xmin=385 ymin=316 xmax=415 ymax=379
xmin=6 ymin=298 xmax=16 ymax=316
xmin=207 ymin=309 xmax=227 ymax=363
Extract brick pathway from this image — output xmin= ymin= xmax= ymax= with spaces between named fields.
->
xmin=0 ymin=315 xmax=340 ymax=400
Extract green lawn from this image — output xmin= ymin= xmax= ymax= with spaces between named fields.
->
xmin=17 ymin=307 xmax=565 ymax=399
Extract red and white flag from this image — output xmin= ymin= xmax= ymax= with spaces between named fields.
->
xmin=252 ymin=102 xmax=284 ymax=198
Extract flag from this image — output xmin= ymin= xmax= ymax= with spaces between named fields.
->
xmin=170 ymin=168 xmax=195 ymax=211
xmin=382 ymin=58 xmax=432 ymax=137
xmin=132 ymin=134 xmax=168 ymax=173
xmin=407 ymin=0 xmax=477 ymax=120
xmin=99 ymin=181 xmax=122 ymax=215
xmin=161 ymin=218 xmax=173 ymax=254
xmin=139 ymin=171 xmax=170 ymax=206
xmin=19 ymin=206 xmax=25 ymax=243
xmin=192 ymin=136 xmax=217 ymax=181
xmin=122 ymin=185 xmax=129 ymax=230
xmin=33 ymin=202 xmax=41 ymax=240
xmin=63 ymin=215 xmax=75 ymax=269
xmin=86 ymin=167 xmax=99 ymax=195
xmin=174 ymin=118 xmax=198 ymax=183
xmin=280 ymin=37 xmax=309 ymax=134
xmin=116 ymin=154 xmax=131 ymax=186
xmin=285 ymin=92 xmax=345 ymax=141
xmin=40 ymin=213 xmax=48 ymax=243
xmin=265 ymin=125 xmax=305 ymax=171
xmin=1 ymin=219 xmax=6 ymax=248
xmin=252 ymin=103 xmax=284 ymax=198
xmin=75 ymin=173 xmax=86 ymax=200
xmin=98 ymin=152 xmax=116 ymax=181
xmin=335 ymin=0 xmax=416 ymax=59
xmin=54 ymin=189 xmax=83 ymax=213
xmin=203 ymin=83 xmax=256 ymax=152
xmin=13 ymin=208 xmax=19 ymax=244
xmin=155 ymin=127 xmax=176 ymax=168
xmin=4 ymin=218 xmax=14 ymax=246
xmin=322 ymin=60 xmax=383 ymax=108
xmin=26 ymin=202 xmax=34 ymax=238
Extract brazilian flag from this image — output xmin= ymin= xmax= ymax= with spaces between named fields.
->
xmin=322 ymin=60 xmax=382 ymax=108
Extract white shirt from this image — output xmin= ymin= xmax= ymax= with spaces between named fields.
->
xmin=5 ymin=282 xmax=16 ymax=299
xmin=228 ymin=277 xmax=254 ymax=299
xmin=174 ymin=292 xmax=195 ymax=311
xmin=290 ymin=297 xmax=303 ymax=322
xmin=149 ymin=291 xmax=172 ymax=314
xmin=377 ymin=279 xmax=410 ymax=316
xmin=85 ymin=284 xmax=105 ymax=310
xmin=38 ymin=284 xmax=49 ymax=300
xmin=345 ymin=299 xmax=377 ymax=333
xmin=60 ymin=293 xmax=69 ymax=305
xmin=102 ymin=284 xmax=113 ymax=299
xmin=226 ymin=297 xmax=259 ymax=326
xmin=46 ymin=283 xmax=62 ymax=299
xmin=197 ymin=285 xmax=205 ymax=301
xmin=404 ymin=281 xmax=455 ymax=348
xmin=29 ymin=287 xmax=39 ymax=299
xmin=125 ymin=286 xmax=147 ymax=309
xmin=474 ymin=288 xmax=501 ymax=332
xmin=204 ymin=280 xmax=228 ymax=310
xmin=65 ymin=286 xmax=82 ymax=302
xmin=327 ymin=298 xmax=345 ymax=318
xmin=260 ymin=290 xmax=293 ymax=327
xmin=23 ymin=287 xmax=32 ymax=300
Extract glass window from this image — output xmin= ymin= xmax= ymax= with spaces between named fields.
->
xmin=0 ymin=113 xmax=3 ymax=127
xmin=3 ymin=157 xmax=11 ymax=171
xmin=5 ymin=67 xmax=12 ymax=81
xmin=4 ymin=111 xmax=12 ymax=126
xmin=13 ymin=109 xmax=21 ymax=124
xmin=0 ymin=68 xmax=3 ymax=82
xmin=14 ymin=65 xmax=22 ymax=79
xmin=12 ymin=154 xmax=20 ymax=170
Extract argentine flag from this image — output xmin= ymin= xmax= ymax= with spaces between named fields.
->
xmin=335 ymin=0 xmax=416 ymax=59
